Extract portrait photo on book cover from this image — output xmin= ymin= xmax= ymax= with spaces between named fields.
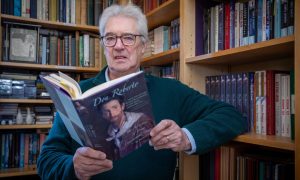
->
xmin=74 ymin=86 xmax=155 ymax=160
xmin=9 ymin=27 xmax=37 ymax=62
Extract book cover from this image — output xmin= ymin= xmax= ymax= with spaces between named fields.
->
xmin=40 ymin=71 xmax=155 ymax=160
xmin=9 ymin=27 xmax=37 ymax=63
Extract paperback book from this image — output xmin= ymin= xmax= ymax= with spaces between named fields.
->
xmin=40 ymin=71 xmax=155 ymax=160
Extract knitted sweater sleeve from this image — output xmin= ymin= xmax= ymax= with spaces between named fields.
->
xmin=173 ymin=80 xmax=247 ymax=154
xmin=37 ymin=113 xmax=79 ymax=180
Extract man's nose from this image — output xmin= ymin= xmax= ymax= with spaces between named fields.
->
xmin=114 ymin=38 xmax=125 ymax=49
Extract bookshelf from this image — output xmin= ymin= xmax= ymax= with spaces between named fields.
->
xmin=179 ymin=0 xmax=299 ymax=179
xmin=0 ymin=166 xmax=37 ymax=178
xmin=0 ymin=0 xmax=106 ymax=177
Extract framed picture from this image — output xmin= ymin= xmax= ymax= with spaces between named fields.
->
xmin=9 ymin=27 xmax=37 ymax=62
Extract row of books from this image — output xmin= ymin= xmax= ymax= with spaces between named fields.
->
xmin=205 ymin=70 xmax=294 ymax=139
xmin=196 ymin=0 xmax=294 ymax=55
xmin=141 ymin=0 xmax=170 ymax=14
xmin=143 ymin=18 xmax=180 ymax=58
xmin=199 ymin=145 xmax=294 ymax=180
xmin=1 ymin=0 xmax=117 ymax=26
xmin=0 ymin=132 xmax=48 ymax=169
xmin=0 ymin=103 xmax=54 ymax=125
xmin=2 ymin=24 xmax=100 ymax=67
xmin=143 ymin=60 xmax=179 ymax=80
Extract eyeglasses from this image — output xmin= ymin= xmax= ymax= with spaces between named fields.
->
xmin=101 ymin=33 xmax=143 ymax=47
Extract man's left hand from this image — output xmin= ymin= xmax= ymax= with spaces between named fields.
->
xmin=149 ymin=119 xmax=191 ymax=152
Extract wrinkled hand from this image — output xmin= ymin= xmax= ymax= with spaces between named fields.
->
xmin=149 ymin=119 xmax=191 ymax=152
xmin=73 ymin=147 xmax=113 ymax=180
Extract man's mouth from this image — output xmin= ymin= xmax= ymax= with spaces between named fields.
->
xmin=115 ymin=55 xmax=127 ymax=59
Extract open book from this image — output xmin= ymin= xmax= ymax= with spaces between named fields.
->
xmin=40 ymin=71 xmax=155 ymax=160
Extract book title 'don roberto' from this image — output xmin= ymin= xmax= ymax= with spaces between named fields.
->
xmin=93 ymin=81 xmax=139 ymax=107
xmin=40 ymin=71 xmax=155 ymax=160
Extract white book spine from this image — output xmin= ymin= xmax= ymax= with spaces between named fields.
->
xmin=210 ymin=6 xmax=215 ymax=53
xmin=282 ymin=75 xmax=291 ymax=137
xmin=275 ymin=74 xmax=282 ymax=136
xmin=256 ymin=71 xmax=262 ymax=134
xmin=71 ymin=0 xmax=76 ymax=24
xmin=214 ymin=5 xmax=219 ymax=52
xmin=239 ymin=3 xmax=243 ymax=46
xmin=262 ymin=0 xmax=267 ymax=41
xmin=261 ymin=71 xmax=267 ymax=135
xmin=234 ymin=2 xmax=240 ymax=48
xmin=83 ymin=34 xmax=90 ymax=67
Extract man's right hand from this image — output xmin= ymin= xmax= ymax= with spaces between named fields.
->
xmin=73 ymin=147 xmax=113 ymax=180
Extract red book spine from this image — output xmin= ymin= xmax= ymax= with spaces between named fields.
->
xmin=266 ymin=70 xmax=275 ymax=135
xmin=224 ymin=3 xmax=231 ymax=49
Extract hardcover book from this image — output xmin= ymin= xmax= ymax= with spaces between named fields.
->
xmin=40 ymin=71 xmax=155 ymax=160
xmin=9 ymin=27 xmax=37 ymax=63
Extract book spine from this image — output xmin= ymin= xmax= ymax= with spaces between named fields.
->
xmin=274 ymin=0 xmax=281 ymax=38
xmin=248 ymin=0 xmax=256 ymax=44
xmin=225 ymin=74 xmax=232 ymax=105
xmin=231 ymin=74 xmax=237 ymax=107
xmin=220 ymin=75 xmax=226 ymax=102
xmin=234 ymin=2 xmax=240 ymax=48
xmin=218 ymin=3 xmax=224 ymax=51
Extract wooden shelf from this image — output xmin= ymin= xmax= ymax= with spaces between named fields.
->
xmin=147 ymin=0 xmax=179 ymax=30
xmin=0 ymin=98 xmax=52 ymax=104
xmin=186 ymin=36 xmax=294 ymax=65
xmin=0 ymin=166 xmax=37 ymax=177
xmin=141 ymin=48 xmax=179 ymax=66
xmin=234 ymin=132 xmax=295 ymax=151
xmin=0 ymin=124 xmax=52 ymax=129
xmin=1 ymin=14 xmax=99 ymax=33
xmin=0 ymin=61 xmax=100 ymax=73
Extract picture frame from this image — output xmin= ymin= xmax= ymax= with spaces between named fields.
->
xmin=9 ymin=27 xmax=38 ymax=62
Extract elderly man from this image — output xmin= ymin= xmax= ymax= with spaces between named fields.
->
xmin=37 ymin=4 xmax=247 ymax=180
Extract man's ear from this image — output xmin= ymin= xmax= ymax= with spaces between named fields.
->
xmin=141 ymin=42 xmax=146 ymax=54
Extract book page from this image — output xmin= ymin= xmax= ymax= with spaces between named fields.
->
xmin=79 ymin=71 xmax=143 ymax=100
xmin=59 ymin=71 xmax=82 ymax=95
xmin=49 ymin=74 xmax=80 ymax=98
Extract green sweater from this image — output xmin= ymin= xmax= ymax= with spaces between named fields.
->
xmin=37 ymin=68 xmax=247 ymax=180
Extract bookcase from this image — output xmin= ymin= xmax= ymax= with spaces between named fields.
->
xmin=0 ymin=0 xmax=106 ymax=178
xmin=0 ymin=0 xmax=179 ymax=178
xmin=179 ymin=0 xmax=299 ymax=179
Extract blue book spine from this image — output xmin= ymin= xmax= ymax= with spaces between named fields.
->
xmin=205 ymin=76 xmax=211 ymax=97
xmin=242 ymin=72 xmax=250 ymax=131
xmin=237 ymin=73 xmax=243 ymax=113
xmin=249 ymin=72 xmax=255 ymax=132
xmin=14 ymin=0 xmax=21 ymax=16
xmin=210 ymin=76 xmax=216 ymax=100
xmin=281 ymin=0 xmax=288 ymax=37
xmin=230 ymin=0 xmax=235 ymax=48
xmin=248 ymin=0 xmax=256 ymax=44
xmin=225 ymin=74 xmax=232 ymax=105
xmin=163 ymin=27 xmax=169 ymax=51
xmin=257 ymin=0 xmax=263 ymax=42
xmin=242 ymin=2 xmax=249 ymax=45
xmin=215 ymin=76 xmax=221 ymax=101
xmin=30 ymin=0 xmax=37 ymax=19
xmin=218 ymin=3 xmax=224 ymax=51
xmin=220 ymin=75 xmax=226 ymax=102
xmin=1 ymin=134 xmax=6 ymax=168
xmin=287 ymin=0 xmax=294 ymax=35
xmin=19 ymin=133 xmax=25 ymax=168
xmin=231 ymin=74 xmax=237 ymax=107
xmin=274 ymin=0 xmax=281 ymax=38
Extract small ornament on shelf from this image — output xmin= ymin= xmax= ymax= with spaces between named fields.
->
xmin=16 ymin=107 xmax=24 ymax=125
xmin=25 ymin=107 xmax=34 ymax=125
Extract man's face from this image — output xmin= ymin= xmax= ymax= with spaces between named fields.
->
xmin=103 ymin=15 xmax=145 ymax=75
xmin=101 ymin=99 xmax=125 ymax=124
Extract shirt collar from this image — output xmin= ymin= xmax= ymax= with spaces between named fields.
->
xmin=105 ymin=67 xmax=142 ymax=82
